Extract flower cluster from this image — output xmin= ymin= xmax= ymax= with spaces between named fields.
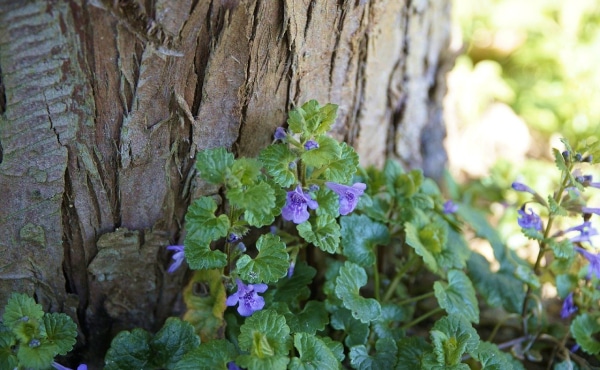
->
xmin=226 ymin=279 xmax=268 ymax=316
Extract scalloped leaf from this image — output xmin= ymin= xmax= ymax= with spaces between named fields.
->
xmin=16 ymin=338 xmax=56 ymax=370
xmin=0 ymin=331 xmax=18 ymax=370
xmin=430 ymin=315 xmax=480 ymax=366
xmin=174 ymin=339 xmax=238 ymax=370
xmin=395 ymin=337 xmax=433 ymax=370
xmin=151 ymin=318 xmax=200 ymax=369
xmin=196 ymin=147 xmax=234 ymax=184
xmin=185 ymin=196 xmax=230 ymax=245
xmin=236 ymin=234 xmax=289 ymax=284
xmin=297 ymin=214 xmax=340 ymax=253
xmin=272 ymin=261 xmax=316 ymax=309
xmin=350 ymin=338 xmax=398 ymax=370
xmin=405 ymin=222 xmax=440 ymax=274
xmin=285 ymin=301 xmax=329 ymax=335
xmin=334 ymin=261 xmax=381 ymax=323
xmin=259 ymin=144 xmax=298 ymax=188
xmin=231 ymin=157 xmax=263 ymax=185
xmin=104 ymin=328 xmax=152 ymax=370
xmin=184 ymin=237 xmax=228 ymax=270
xmin=340 ymin=214 xmax=389 ymax=267
xmin=237 ymin=309 xmax=292 ymax=370
xmin=301 ymin=135 xmax=341 ymax=168
xmin=323 ymin=143 xmax=359 ymax=184
xmin=228 ymin=181 xmax=276 ymax=227
xmin=434 ymin=270 xmax=479 ymax=324
xmin=571 ymin=313 xmax=600 ymax=354
xmin=372 ymin=304 xmax=407 ymax=341
xmin=329 ymin=308 xmax=369 ymax=348
xmin=289 ymin=333 xmax=339 ymax=370
xmin=472 ymin=341 xmax=516 ymax=370
xmin=2 ymin=293 xmax=44 ymax=331
xmin=42 ymin=312 xmax=77 ymax=355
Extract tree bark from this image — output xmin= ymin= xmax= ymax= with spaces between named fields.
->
xmin=0 ymin=0 xmax=452 ymax=364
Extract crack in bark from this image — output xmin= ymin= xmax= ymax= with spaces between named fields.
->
xmin=43 ymin=91 xmax=63 ymax=146
xmin=0 ymin=63 xmax=5 ymax=115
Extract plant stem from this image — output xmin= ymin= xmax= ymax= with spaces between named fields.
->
xmin=400 ymin=307 xmax=443 ymax=331
xmin=396 ymin=291 xmax=435 ymax=306
xmin=383 ymin=254 xmax=417 ymax=302
xmin=373 ymin=248 xmax=381 ymax=301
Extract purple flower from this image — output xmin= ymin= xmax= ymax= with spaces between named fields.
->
xmin=52 ymin=363 xmax=88 ymax=370
xmin=226 ymin=279 xmax=267 ymax=316
xmin=517 ymin=208 xmax=543 ymax=231
xmin=560 ymin=292 xmax=578 ymax=319
xmin=227 ymin=362 xmax=242 ymax=370
xmin=575 ymin=246 xmax=600 ymax=279
xmin=304 ymin=140 xmax=319 ymax=150
xmin=582 ymin=207 xmax=600 ymax=216
xmin=282 ymin=185 xmax=318 ymax=224
xmin=274 ymin=127 xmax=287 ymax=140
xmin=443 ymin=200 xmax=458 ymax=214
xmin=512 ymin=181 xmax=536 ymax=194
xmin=227 ymin=233 xmax=241 ymax=243
xmin=326 ymin=182 xmax=367 ymax=215
xmin=287 ymin=261 xmax=295 ymax=278
xmin=167 ymin=245 xmax=185 ymax=273
xmin=565 ymin=221 xmax=599 ymax=243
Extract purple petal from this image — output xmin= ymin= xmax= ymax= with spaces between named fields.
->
xmin=281 ymin=186 xmax=317 ymax=224
xmin=512 ymin=182 xmax=536 ymax=194
xmin=517 ymin=208 xmax=543 ymax=231
xmin=326 ymin=182 xmax=366 ymax=215
xmin=560 ymin=292 xmax=578 ymax=319
xmin=274 ymin=127 xmax=286 ymax=140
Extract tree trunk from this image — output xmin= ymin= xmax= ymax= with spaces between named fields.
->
xmin=0 ymin=0 xmax=451 ymax=365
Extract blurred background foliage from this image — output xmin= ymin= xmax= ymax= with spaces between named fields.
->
xmin=446 ymin=0 xmax=600 ymax=260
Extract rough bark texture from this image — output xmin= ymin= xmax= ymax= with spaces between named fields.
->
xmin=0 ymin=0 xmax=451 ymax=365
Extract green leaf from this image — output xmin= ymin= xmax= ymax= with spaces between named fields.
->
xmin=548 ymin=238 xmax=575 ymax=260
xmin=467 ymin=254 xmax=525 ymax=314
xmin=553 ymin=148 xmax=568 ymax=173
xmin=372 ymin=304 xmax=407 ymax=341
xmin=472 ymin=341 xmax=516 ymax=370
xmin=323 ymin=143 xmax=359 ymax=183
xmin=548 ymin=196 xmax=568 ymax=216
xmin=196 ymin=147 xmax=234 ymax=184
xmin=151 ymin=318 xmax=200 ymax=369
xmin=301 ymin=135 xmax=341 ymax=168
xmin=237 ymin=309 xmax=291 ymax=370
xmin=104 ymin=328 xmax=152 ymax=370
xmin=175 ymin=339 xmax=237 ymax=370
xmin=288 ymin=100 xmax=338 ymax=137
xmin=42 ymin=312 xmax=77 ymax=355
xmin=571 ymin=313 xmax=600 ymax=354
xmin=320 ymin=336 xmax=345 ymax=362
xmin=289 ymin=333 xmax=340 ymax=370
xmin=185 ymin=237 xmax=228 ymax=270
xmin=340 ymin=214 xmax=390 ymax=268
xmin=0 ymin=331 xmax=18 ymax=370
xmin=405 ymin=222 xmax=440 ymax=274
xmin=285 ymin=301 xmax=329 ymax=335
xmin=259 ymin=144 xmax=298 ymax=188
xmin=395 ymin=337 xmax=432 ymax=370
xmin=231 ymin=157 xmax=263 ymax=185
xmin=297 ymin=214 xmax=340 ymax=254
xmin=272 ymin=261 xmax=316 ymax=309
xmin=329 ymin=308 xmax=369 ymax=347
xmin=314 ymin=187 xmax=341 ymax=217
xmin=434 ymin=270 xmax=480 ymax=324
xmin=430 ymin=315 xmax=480 ymax=366
xmin=236 ymin=234 xmax=289 ymax=284
xmin=185 ymin=196 xmax=230 ymax=245
xmin=553 ymin=360 xmax=581 ymax=370
xmin=334 ymin=261 xmax=381 ymax=323
xmin=228 ymin=182 xmax=276 ymax=227
xmin=2 ymin=293 xmax=44 ymax=331
xmin=16 ymin=339 xmax=56 ymax=370
xmin=350 ymin=338 xmax=398 ymax=370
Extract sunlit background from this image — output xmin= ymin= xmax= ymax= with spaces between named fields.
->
xmin=445 ymin=0 xmax=600 ymax=292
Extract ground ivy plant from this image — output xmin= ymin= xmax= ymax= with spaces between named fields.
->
xmin=103 ymin=101 xmax=600 ymax=369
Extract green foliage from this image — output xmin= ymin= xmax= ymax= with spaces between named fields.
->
xmin=434 ymin=270 xmax=480 ymax=324
xmin=429 ymin=315 xmax=480 ymax=367
xmin=571 ymin=313 xmax=600 ymax=354
xmin=236 ymin=234 xmax=289 ymax=284
xmin=289 ymin=333 xmax=340 ymax=370
xmin=196 ymin=147 xmax=234 ymax=184
xmin=0 ymin=293 xmax=78 ymax=370
xmin=334 ymin=261 xmax=381 ymax=323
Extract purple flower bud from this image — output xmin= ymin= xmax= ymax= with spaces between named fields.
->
xmin=326 ymin=182 xmax=367 ymax=215
xmin=582 ymin=207 xmax=600 ymax=216
xmin=227 ymin=233 xmax=241 ymax=243
xmin=287 ymin=261 xmax=295 ymax=278
xmin=562 ymin=151 xmax=570 ymax=161
xmin=304 ymin=140 xmax=319 ymax=150
xmin=52 ymin=363 xmax=88 ymax=370
xmin=512 ymin=182 xmax=536 ymax=194
xmin=289 ymin=161 xmax=297 ymax=170
xmin=166 ymin=245 xmax=185 ymax=273
xmin=237 ymin=242 xmax=247 ymax=253
xmin=281 ymin=185 xmax=319 ymax=224
xmin=517 ymin=208 xmax=543 ymax=231
xmin=575 ymin=153 xmax=583 ymax=162
xmin=226 ymin=279 xmax=268 ymax=316
xmin=443 ymin=200 xmax=458 ymax=214
xmin=560 ymin=292 xmax=578 ymax=319
xmin=309 ymin=184 xmax=320 ymax=192
xmin=274 ymin=127 xmax=287 ymax=140
xmin=227 ymin=362 xmax=242 ymax=370
xmin=575 ymin=246 xmax=600 ymax=280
